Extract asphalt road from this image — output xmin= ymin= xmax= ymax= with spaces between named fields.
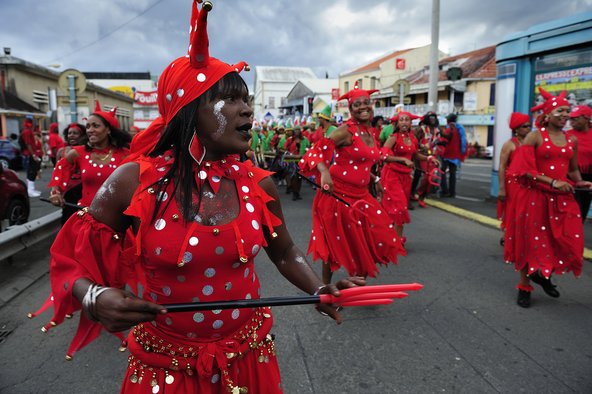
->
xmin=1 ymin=175 xmax=591 ymax=393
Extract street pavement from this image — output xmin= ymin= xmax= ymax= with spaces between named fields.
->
xmin=0 ymin=160 xmax=591 ymax=393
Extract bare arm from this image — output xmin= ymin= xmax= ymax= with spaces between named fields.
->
xmin=259 ymin=176 xmax=365 ymax=323
xmin=316 ymin=125 xmax=352 ymax=194
xmin=72 ymin=162 xmax=166 ymax=331
xmin=497 ymin=141 xmax=514 ymax=200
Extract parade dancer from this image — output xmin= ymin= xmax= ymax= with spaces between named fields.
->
xmin=505 ymin=88 xmax=592 ymax=308
xmin=283 ymin=124 xmax=310 ymax=200
xmin=55 ymin=123 xmax=85 ymax=224
xmin=497 ymin=112 xmax=530 ymax=232
xmin=567 ymin=105 xmax=592 ymax=221
xmin=380 ymin=112 xmax=439 ymax=239
xmin=299 ymin=81 xmax=405 ymax=284
xmin=40 ymin=2 xmax=363 ymax=392
xmin=414 ymin=111 xmax=443 ymax=206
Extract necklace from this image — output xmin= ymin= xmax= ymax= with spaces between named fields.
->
xmin=93 ymin=148 xmax=113 ymax=161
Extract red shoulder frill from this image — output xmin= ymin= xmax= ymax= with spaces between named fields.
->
xmin=298 ymin=137 xmax=336 ymax=179
xmin=40 ymin=211 xmax=135 ymax=358
xmin=48 ymin=155 xmax=78 ymax=191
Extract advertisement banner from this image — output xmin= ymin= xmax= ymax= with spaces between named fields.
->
xmin=134 ymin=91 xmax=158 ymax=106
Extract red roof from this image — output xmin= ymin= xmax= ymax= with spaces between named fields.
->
xmin=405 ymin=45 xmax=496 ymax=84
xmin=342 ymin=48 xmax=415 ymax=76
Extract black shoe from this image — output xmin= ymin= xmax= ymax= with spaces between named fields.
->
xmin=517 ymin=289 xmax=531 ymax=308
xmin=286 ymin=188 xmax=292 ymax=194
xmin=292 ymin=194 xmax=302 ymax=201
xmin=529 ymin=271 xmax=560 ymax=298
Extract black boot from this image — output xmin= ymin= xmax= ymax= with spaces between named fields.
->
xmin=529 ymin=271 xmax=560 ymax=298
xmin=517 ymin=289 xmax=531 ymax=308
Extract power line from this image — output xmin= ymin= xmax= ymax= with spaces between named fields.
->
xmin=50 ymin=0 xmax=165 ymax=63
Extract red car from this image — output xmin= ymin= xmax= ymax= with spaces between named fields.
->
xmin=0 ymin=164 xmax=30 ymax=231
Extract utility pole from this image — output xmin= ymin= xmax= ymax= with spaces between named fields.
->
xmin=428 ymin=0 xmax=440 ymax=113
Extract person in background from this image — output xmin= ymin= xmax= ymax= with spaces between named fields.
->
xmin=56 ymin=123 xmax=86 ymax=223
xmin=283 ymin=124 xmax=310 ymax=200
xmin=300 ymin=82 xmax=405 ymax=284
xmin=567 ymin=105 xmax=592 ymax=221
xmin=48 ymin=122 xmax=65 ymax=166
xmin=39 ymin=3 xmax=362 ymax=392
xmin=21 ymin=118 xmax=44 ymax=197
xmin=497 ymin=112 xmax=531 ymax=247
xmin=128 ymin=126 xmax=141 ymax=138
xmin=505 ymin=88 xmax=592 ymax=308
xmin=309 ymin=105 xmax=336 ymax=144
xmin=440 ymin=113 xmax=467 ymax=198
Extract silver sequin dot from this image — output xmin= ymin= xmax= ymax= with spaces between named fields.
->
xmin=215 ymin=246 xmax=224 ymax=255
xmin=212 ymin=320 xmax=223 ymax=329
xmin=162 ymin=286 xmax=172 ymax=296
xmin=198 ymin=170 xmax=207 ymax=180
xmin=154 ymin=219 xmax=166 ymax=230
xmin=204 ymin=268 xmax=216 ymax=278
xmin=193 ymin=313 xmax=204 ymax=323
xmin=183 ymin=251 xmax=193 ymax=262
xmin=245 ymin=202 xmax=255 ymax=213
xmin=231 ymin=309 xmax=240 ymax=319
xmin=252 ymin=244 xmax=260 ymax=254
xmin=177 ymin=88 xmax=184 ymax=97
xmin=202 ymin=285 xmax=213 ymax=296
xmin=166 ymin=93 xmax=172 ymax=102
xmin=251 ymin=220 xmax=260 ymax=230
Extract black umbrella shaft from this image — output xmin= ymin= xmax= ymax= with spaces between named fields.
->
xmin=296 ymin=172 xmax=351 ymax=206
xmin=40 ymin=197 xmax=85 ymax=210
xmin=164 ymin=295 xmax=321 ymax=312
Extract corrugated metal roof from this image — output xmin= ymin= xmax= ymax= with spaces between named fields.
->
xmin=255 ymin=66 xmax=316 ymax=82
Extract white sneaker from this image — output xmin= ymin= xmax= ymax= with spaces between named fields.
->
xmin=28 ymin=189 xmax=41 ymax=197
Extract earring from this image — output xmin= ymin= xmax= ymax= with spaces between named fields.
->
xmin=189 ymin=133 xmax=206 ymax=165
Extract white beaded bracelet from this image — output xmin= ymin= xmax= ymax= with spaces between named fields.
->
xmin=82 ymin=283 xmax=110 ymax=321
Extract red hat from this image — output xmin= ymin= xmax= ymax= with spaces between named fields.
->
xmin=508 ymin=112 xmax=530 ymax=130
xmin=395 ymin=111 xmax=421 ymax=121
xmin=530 ymin=87 xmax=570 ymax=114
xmin=49 ymin=122 xmax=59 ymax=133
xmin=569 ymin=105 xmax=592 ymax=119
xmin=92 ymin=100 xmax=120 ymax=129
xmin=24 ymin=118 xmax=33 ymax=126
xmin=127 ymin=0 xmax=249 ymax=163
xmin=338 ymin=81 xmax=378 ymax=104
xmin=68 ymin=123 xmax=83 ymax=132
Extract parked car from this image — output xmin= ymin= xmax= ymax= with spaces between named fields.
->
xmin=0 ymin=164 xmax=30 ymax=230
xmin=484 ymin=145 xmax=493 ymax=158
xmin=0 ymin=138 xmax=23 ymax=170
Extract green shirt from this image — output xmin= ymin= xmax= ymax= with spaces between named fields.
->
xmin=324 ymin=125 xmax=337 ymax=137
xmin=379 ymin=124 xmax=394 ymax=145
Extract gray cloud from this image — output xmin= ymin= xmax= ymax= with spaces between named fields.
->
xmin=1 ymin=0 xmax=590 ymax=88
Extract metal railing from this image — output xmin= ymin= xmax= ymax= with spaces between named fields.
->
xmin=0 ymin=211 xmax=61 ymax=261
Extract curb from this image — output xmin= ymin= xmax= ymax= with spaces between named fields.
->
xmin=424 ymin=198 xmax=592 ymax=261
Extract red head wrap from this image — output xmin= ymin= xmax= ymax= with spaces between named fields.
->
xmin=394 ymin=111 xmax=421 ymax=121
xmin=126 ymin=0 xmax=249 ymax=163
xmin=508 ymin=112 xmax=530 ymax=130
xmin=68 ymin=123 xmax=83 ymax=132
xmin=569 ymin=105 xmax=592 ymax=119
xmin=338 ymin=81 xmax=378 ymax=104
xmin=49 ymin=122 xmax=59 ymax=133
xmin=530 ymin=87 xmax=570 ymax=115
xmin=92 ymin=100 xmax=120 ymax=129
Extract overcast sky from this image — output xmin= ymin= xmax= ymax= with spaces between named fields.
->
xmin=1 ymin=0 xmax=591 ymax=87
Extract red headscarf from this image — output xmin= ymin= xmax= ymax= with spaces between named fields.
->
xmin=49 ymin=122 xmax=59 ymax=134
xmin=508 ymin=112 xmax=530 ymax=130
xmin=338 ymin=81 xmax=378 ymax=104
xmin=530 ymin=87 xmax=569 ymax=115
xmin=68 ymin=123 xmax=83 ymax=132
xmin=126 ymin=0 xmax=249 ymax=163
xmin=92 ymin=100 xmax=120 ymax=129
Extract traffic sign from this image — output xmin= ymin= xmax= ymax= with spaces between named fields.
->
xmin=392 ymin=79 xmax=410 ymax=96
xmin=446 ymin=67 xmax=463 ymax=81
xmin=58 ymin=68 xmax=87 ymax=94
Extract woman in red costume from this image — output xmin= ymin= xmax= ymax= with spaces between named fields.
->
xmin=41 ymin=2 xmax=362 ymax=393
xmin=299 ymin=81 xmax=405 ymax=284
xmin=567 ymin=105 xmax=592 ymax=221
xmin=47 ymin=103 xmax=131 ymax=208
xmin=380 ymin=112 xmax=439 ymax=238
xmin=505 ymin=88 xmax=592 ymax=308
xmin=497 ymin=112 xmax=531 ymax=232
xmin=56 ymin=123 xmax=86 ymax=224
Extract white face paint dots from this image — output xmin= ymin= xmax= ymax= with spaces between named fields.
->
xmin=212 ymin=100 xmax=227 ymax=140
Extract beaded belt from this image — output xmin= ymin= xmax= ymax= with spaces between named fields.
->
xmin=127 ymin=307 xmax=275 ymax=393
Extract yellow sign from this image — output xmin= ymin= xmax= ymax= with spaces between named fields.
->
xmin=109 ymin=86 xmax=135 ymax=98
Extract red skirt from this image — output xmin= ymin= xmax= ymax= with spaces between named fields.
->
xmin=381 ymin=166 xmax=412 ymax=226
xmin=307 ymin=179 xmax=405 ymax=277
xmin=504 ymin=184 xmax=583 ymax=277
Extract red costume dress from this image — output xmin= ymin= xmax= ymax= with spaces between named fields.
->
xmin=499 ymin=137 xmax=521 ymax=229
xmin=46 ymin=153 xmax=283 ymax=393
xmin=49 ymin=145 xmax=129 ymax=206
xmin=380 ymin=132 xmax=418 ymax=225
xmin=299 ymin=119 xmax=405 ymax=278
xmin=504 ymin=131 xmax=583 ymax=277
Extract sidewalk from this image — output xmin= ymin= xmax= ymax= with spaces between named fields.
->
xmin=423 ymin=194 xmax=592 ymax=258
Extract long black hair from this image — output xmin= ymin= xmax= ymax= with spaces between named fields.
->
xmin=149 ymin=72 xmax=248 ymax=223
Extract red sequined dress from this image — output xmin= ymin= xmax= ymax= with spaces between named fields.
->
xmin=49 ymin=145 xmax=129 ymax=206
xmin=45 ymin=153 xmax=284 ymax=393
xmin=499 ymin=137 xmax=521 ymax=229
xmin=299 ymin=119 xmax=405 ymax=278
xmin=504 ymin=130 xmax=583 ymax=277
xmin=380 ymin=132 xmax=418 ymax=225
